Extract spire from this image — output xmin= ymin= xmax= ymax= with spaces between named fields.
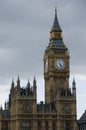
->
xmin=17 ymin=75 xmax=20 ymax=88
xmin=49 ymin=8 xmax=68 ymax=50
xmin=33 ymin=76 xmax=36 ymax=86
xmin=72 ymin=78 xmax=76 ymax=87
xmin=11 ymin=78 xmax=14 ymax=88
xmin=5 ymin=101 xmax=6 ymax=110
xmin=72 ymin=78 xmax=76 ymax=96
xmin=33 ymin=76 xmax=37 ymax=97
xmin=26 ymin=79 xmax=31 ymax=95
xmin=51 ymin=8 xmax=62 ymax=33
xmin=50 ymin=8 xmax=63 ymax=41
xmin=27 ymin=79 xmax=30 ymax=88
xmin=0 ymin=105 xmax=2 ymax=112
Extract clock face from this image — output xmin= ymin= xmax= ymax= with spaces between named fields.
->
xmin=55 ymin=59 xmax=65 ymax=70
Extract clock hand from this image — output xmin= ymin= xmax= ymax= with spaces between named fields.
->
xmin=59 ymin=62 xmax=62 ymax=68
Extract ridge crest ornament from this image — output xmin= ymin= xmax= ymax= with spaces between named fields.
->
xmin=55 ymin=58 xmax=65 ymax=70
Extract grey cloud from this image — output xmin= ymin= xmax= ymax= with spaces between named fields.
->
xmin=0 ymin=0 xmax=86 ymax=119
xmin=0 ymin=1 xmax=86 ymax=101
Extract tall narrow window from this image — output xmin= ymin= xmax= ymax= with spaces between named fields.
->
xmin=52 ymin=121 xmax=56 ymax=130
xmin=22 ymin=120 xmax=30 ymax=130
xmin=3 ymin=122 xmax=8 ymax=130
xmin=38 ymin=121 xmax=41 ymax=130
xmin=64 ymin=122 xmax=69 ymax=130
xmin=45 ymin=121 xmax=48 ymax=130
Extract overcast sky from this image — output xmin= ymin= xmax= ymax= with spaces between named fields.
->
xmin=0 ymin=0 xmax=86 ymax=119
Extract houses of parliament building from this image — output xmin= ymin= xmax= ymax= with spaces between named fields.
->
xmin=0 ymin=7 xmax=77 ymax=130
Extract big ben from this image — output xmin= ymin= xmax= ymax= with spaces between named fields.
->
xmin=44 ymin=8 xmax=77 ymax=130
xmin=44 ymin=8 xmax=70 ymax=103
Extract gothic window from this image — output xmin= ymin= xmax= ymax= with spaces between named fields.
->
xmin=2 ymin=122 xmax=8 ymax=130
xmin=64 ymin=122 xmax=69 ymax=130
xmin=52 ymin=121 xmax=56 ymax=130
xmin=38 ymin=121 xmax=41 ymax=130
xmin=23 ymin=104 xmax=29 ymax=113
xmin=63 ymin=105 xmax=70 ymax=113
xmin=45 ymin=121 xmax=48 ymax=130
xmin=50 ymin=89 xmax=54 ymax=101
xmin=22 ymin=120 xmax=30 ymax=130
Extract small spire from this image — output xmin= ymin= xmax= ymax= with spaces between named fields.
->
xmin=5 ymin=101 xmax=6 ymax=110
xmin=17 ymin=75 xmax=20 ymax=82
xmin=51 ymin=8 xmax=62 ymax=32
xmin=33 ymin=76 xmax=36 ymax=85
xmin=17 ymin=75 xmax=20 ymax=88
xmin=27 ymin=79 xmax=30 ymax=88
xmin=11 ymin=78 xmax=14 ymax=88
xmin=55 ymin=7 xmax=57 ymax=13
xmin=33 ymin=76 xmax=37 ymax=96
xmin=72 ymin=78 xmax=76 ymax=96
xmin=72 ymin=78 xmax=76 ymax=87
xmin=26 ymin=79 xmax=30 ymax=95
xmin=0 ymin=105 xmax=2 ymax=110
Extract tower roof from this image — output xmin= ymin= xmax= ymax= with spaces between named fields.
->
xmin=51 ymin=8 xmax=62 ymax=32
xmin=49 ymin=39 xmax=67 ymax=50
xmin=49 ymin=8 xmax=68 ymax=50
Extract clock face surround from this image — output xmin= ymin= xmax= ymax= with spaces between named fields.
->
xmin=55 ymin=58 xmax=65 ymax=70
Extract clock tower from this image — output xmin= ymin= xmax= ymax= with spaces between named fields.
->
xmin=44 ymin=8 xmax=70 ymax=103
xmin=44 ymin=8 xmax=77 ymax=130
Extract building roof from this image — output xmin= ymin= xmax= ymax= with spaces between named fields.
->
xmin=2 ymin=110 xmax=10 ymax=117
xmin=79 ymin=110 xmax=86 ymax=121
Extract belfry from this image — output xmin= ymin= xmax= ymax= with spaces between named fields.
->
xmin=0 ymin=8 xmax=77 ymax=130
